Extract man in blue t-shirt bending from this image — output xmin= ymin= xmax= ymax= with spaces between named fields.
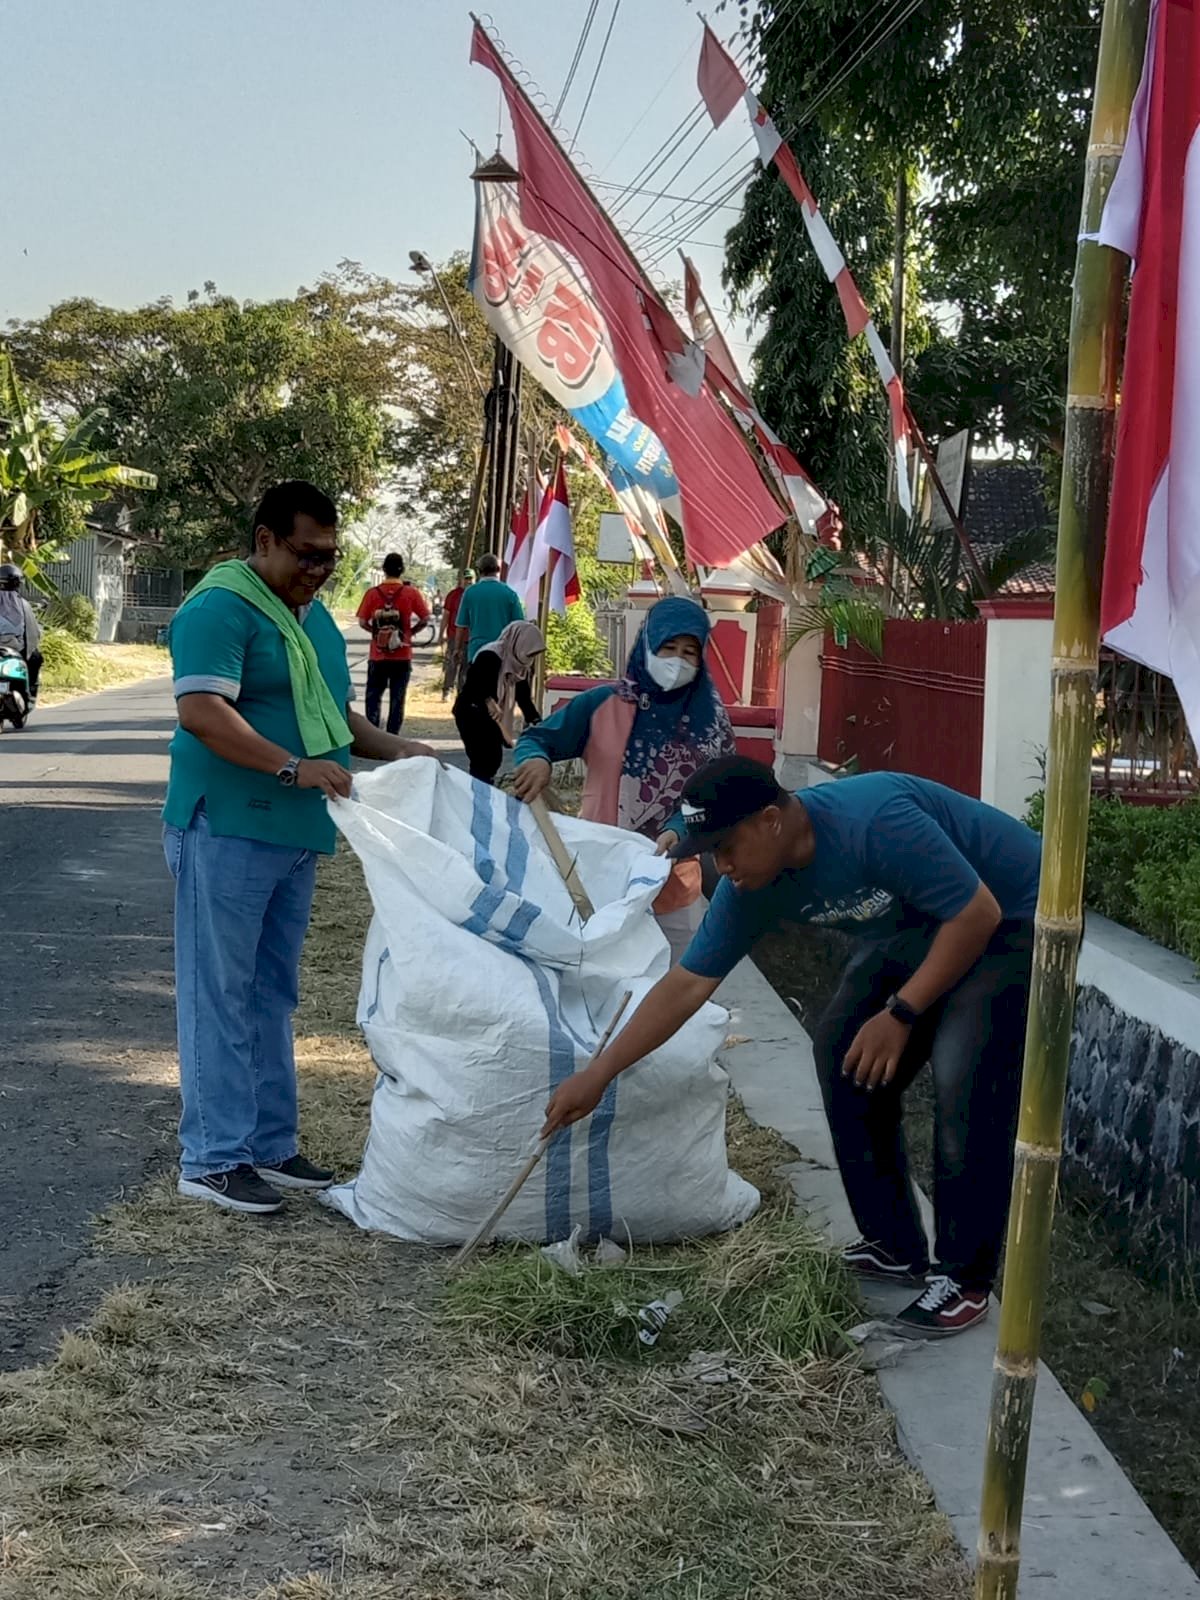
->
xmin=543 ymin=754 xmax=1041 ymax=1341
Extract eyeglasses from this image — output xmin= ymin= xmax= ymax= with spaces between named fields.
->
xmin=280 ymin=535 xmax=341 ymax=570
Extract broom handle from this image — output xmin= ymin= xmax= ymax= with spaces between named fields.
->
xmin=449 ymin=988 xmax=633 ymax=1270
xmin=529 ymin=795 xmax=596 ymax=922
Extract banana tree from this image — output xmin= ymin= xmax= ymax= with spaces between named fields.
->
xmin=0 ymin=347 xmax=156 ymax=587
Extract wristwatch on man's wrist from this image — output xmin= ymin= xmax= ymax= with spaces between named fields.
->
xmin=276 ymin=755 xmax=301 ymax=787
xmin=885 ymin=993 xmax=922 ymax=1027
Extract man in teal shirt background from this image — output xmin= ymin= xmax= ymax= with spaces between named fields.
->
xmin=454 ymin=552 xmax=524 ymax=663
xmin=164 ymin=480 xmax=433 ymax=1215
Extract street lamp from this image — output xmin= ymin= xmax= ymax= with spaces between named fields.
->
xmin=408 ymin=250 xmax=487 ymax=399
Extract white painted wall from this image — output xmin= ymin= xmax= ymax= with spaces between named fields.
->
xmin=775 ymin=604 xmax=823 ymax=790
xmin=980 ymin=614 xmax=1053 ymax=817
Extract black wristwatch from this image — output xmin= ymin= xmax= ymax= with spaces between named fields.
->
xmin=276 ymin=755 xmax=301 ymax=787
xmin=885 ymin=993 xmax=922 ymax=1027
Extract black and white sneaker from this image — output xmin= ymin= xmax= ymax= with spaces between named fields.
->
xmin=178 ymin=1164 xmax=284 ymax=1214
xmin=841 ymin=1239 xmax=929 ymax=1287
xmin=893 ymin=1275 xmax=990 ymax=1339
xmin=254 ymin=1154 xmax=335 ymax=1191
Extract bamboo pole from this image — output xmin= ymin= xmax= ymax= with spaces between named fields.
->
xmin=974 ymin=2 xmax=1148 ymax=1594
xmin=529 ymin=796 xmax=595 ymax=922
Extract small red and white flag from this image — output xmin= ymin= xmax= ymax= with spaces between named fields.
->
xmin=503 ymin=483 xmax=531 ymax=578
xmin=536 ymin=458 xmax=581 ymax=614
xmin=1100 ymin=0 xmax=1200 ymax=734
xmin=506 ymin=477 xmax=545 ymax=607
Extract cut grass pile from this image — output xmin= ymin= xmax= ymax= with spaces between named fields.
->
xmin=0 ymin=820 xmax=969 ymax=1599
xmin=39 ymin=639 xmax=170 ymax=704
xmin=446 ymin=1214 xmax=859 ymax=1363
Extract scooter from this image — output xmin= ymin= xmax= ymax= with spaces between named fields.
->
xmin=0 ymin=646 xmax=31 ymax=731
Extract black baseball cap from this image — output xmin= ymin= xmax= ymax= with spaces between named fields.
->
xmin=668 ymin=755 xmax=789 ymax=859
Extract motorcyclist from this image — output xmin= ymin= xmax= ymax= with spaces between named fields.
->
xmin=0 ymin=564 xmax=42 ymax=702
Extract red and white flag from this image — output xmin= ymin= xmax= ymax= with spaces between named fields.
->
xmin=506 ymin=478 xmax=545 ymax=608
xmin=1100 ymin=0 xmax=1200 ymax=733
xmin=536 ymin=459 xmax=581 ymax=613
xmin=503 ymin=481 xmax=531 ymax=577
xmin=681 ymin=253 xmax=831 ymax=541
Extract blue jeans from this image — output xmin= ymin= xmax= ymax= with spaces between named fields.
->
xmin=164 ymin=808 xmax=318 ymax=1180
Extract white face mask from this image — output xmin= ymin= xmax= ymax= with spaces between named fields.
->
xmin=645 ymin=647 xmax=698 ymax=693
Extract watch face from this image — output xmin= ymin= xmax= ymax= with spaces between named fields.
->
xmin=278 ymin=764 xmax=298 ymax=787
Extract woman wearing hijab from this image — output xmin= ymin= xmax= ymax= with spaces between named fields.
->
xmin=512 ymin=595 xmax=735 ymax=960
xmin=453 ymin=619 xmax=546 ymax=784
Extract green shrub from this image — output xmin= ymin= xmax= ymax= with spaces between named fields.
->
xmin=545 ymin=602 xmax=611 ymax=678
xmin=44 ymin=593 xmax=98 ymax=641
xmin=39 ymin=627 xmax=94 ymax=690
xmin=1027 ymin=791 xmax=1200 ymax=964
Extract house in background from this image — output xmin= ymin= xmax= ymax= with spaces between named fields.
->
xmin=40 ymin=504 xmax=140 ymax=642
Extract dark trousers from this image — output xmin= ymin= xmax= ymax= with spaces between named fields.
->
xmin=453 ymin=703 xmax=505 ymax=784
xmin=365 ymin=659 xmax=412 ymax=734
xmin=26 ymin=649 xmax=42 ymax=699
xmin=814 ymin=921 xmax=1034 ymax=1291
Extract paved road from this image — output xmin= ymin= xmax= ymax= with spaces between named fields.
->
xmin=0 ymin=673 xmax=180 ymax=1364
xmin=0 ymin=638 xmax=461 ymax=1366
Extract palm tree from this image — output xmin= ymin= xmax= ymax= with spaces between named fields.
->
xmin=0 ymin=347 xmax=156 ymax=587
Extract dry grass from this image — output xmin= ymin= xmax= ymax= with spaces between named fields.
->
xmin=40 ymin=641 xmax=170 ymax=705
xmin=0 ymin=835 xmax=970 ymax=1599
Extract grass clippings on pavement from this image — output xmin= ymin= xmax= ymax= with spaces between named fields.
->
xmin=0 ymin=829 xmax=969 ymax=1600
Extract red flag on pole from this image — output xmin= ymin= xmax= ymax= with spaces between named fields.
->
xmin=470 ymin=21 xmax=785 ymax=570
xmin=1100 ymin=0 xmax=1200 ymax=736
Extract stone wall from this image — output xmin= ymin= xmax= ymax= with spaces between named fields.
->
xmin=117 ymin=605 xmax=175 ymax=644
xmin=1064 ymin=916 xmax=1200 ymax=1260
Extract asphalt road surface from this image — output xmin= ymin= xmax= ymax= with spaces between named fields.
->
xmin=0 ymin=637 xmax=461 ymax=1366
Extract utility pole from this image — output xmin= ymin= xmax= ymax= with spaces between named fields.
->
xmin=470 ymin=149 xmax=525 ymax=562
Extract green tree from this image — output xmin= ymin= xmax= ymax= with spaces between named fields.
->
xmin=7 ymin=271 xmax=404 ymax=565
xmin=721 ymin=0 xmax=1101 ymax=546
xmin=0 ymin=347 xmax=156 ymax=586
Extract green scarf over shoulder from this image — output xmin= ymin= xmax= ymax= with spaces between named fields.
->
xmin=183 ymin=561 xmax=353 ymax=756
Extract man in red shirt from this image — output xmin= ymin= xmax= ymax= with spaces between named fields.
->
xmin=440 ymin=567 xmax=473 ymax=700
xmin=356 ymin=553 xmax=430 ymax=733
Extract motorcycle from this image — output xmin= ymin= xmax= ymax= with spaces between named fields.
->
xmin=0 ymin=646 xmax=31 ymax=731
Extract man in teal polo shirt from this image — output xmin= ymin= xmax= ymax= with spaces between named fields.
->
xmin=454 ymin=552 xmax=524 ymax=663
xmin=164 ymin=480 xmax=434 ymax=1215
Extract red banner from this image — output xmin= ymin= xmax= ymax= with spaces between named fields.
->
xmin=470 ymin=22 xmax=785 ymax=570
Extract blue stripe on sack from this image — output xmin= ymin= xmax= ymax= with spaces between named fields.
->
xmin=365 ymin=947 xmax=390 ymax=1020
xmin=462 ymin=783 xmax=506 ymax=936
xmin=501 ymin=900 xmax=541 ymax=946
xmin=520 ymin=955 xmax=576 ymax=1240
xmin=629 ymin=875 xmax=661 ymax=889
xmin=587 ymin=1074 xmax=618 ymax=1241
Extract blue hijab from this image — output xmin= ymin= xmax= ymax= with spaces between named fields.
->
xmin=615 ymin=595 xmax=736 ymax=837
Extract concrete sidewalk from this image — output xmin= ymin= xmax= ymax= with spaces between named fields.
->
xmin=714 ymin=958 xmax=1200 ymax=1600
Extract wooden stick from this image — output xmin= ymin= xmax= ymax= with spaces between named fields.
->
xmin=449 ymin=989 xmax=633 ymax=1270
xmin=529 ymin=795 xmax=595 ymax=921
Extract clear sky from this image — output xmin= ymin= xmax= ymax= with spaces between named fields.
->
xmin=5 ymin=0 xmax=761 ymax=356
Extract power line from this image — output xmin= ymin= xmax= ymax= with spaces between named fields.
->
xmin=570 ymin=0 xmax=622 ymax=153
xmin=640 ymin=0 xmax=914 ymax=261
xmin=605 ymin=0 xmax=803 ymax=222
xmin=553 ymin=0 xmax=600 ymax=125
